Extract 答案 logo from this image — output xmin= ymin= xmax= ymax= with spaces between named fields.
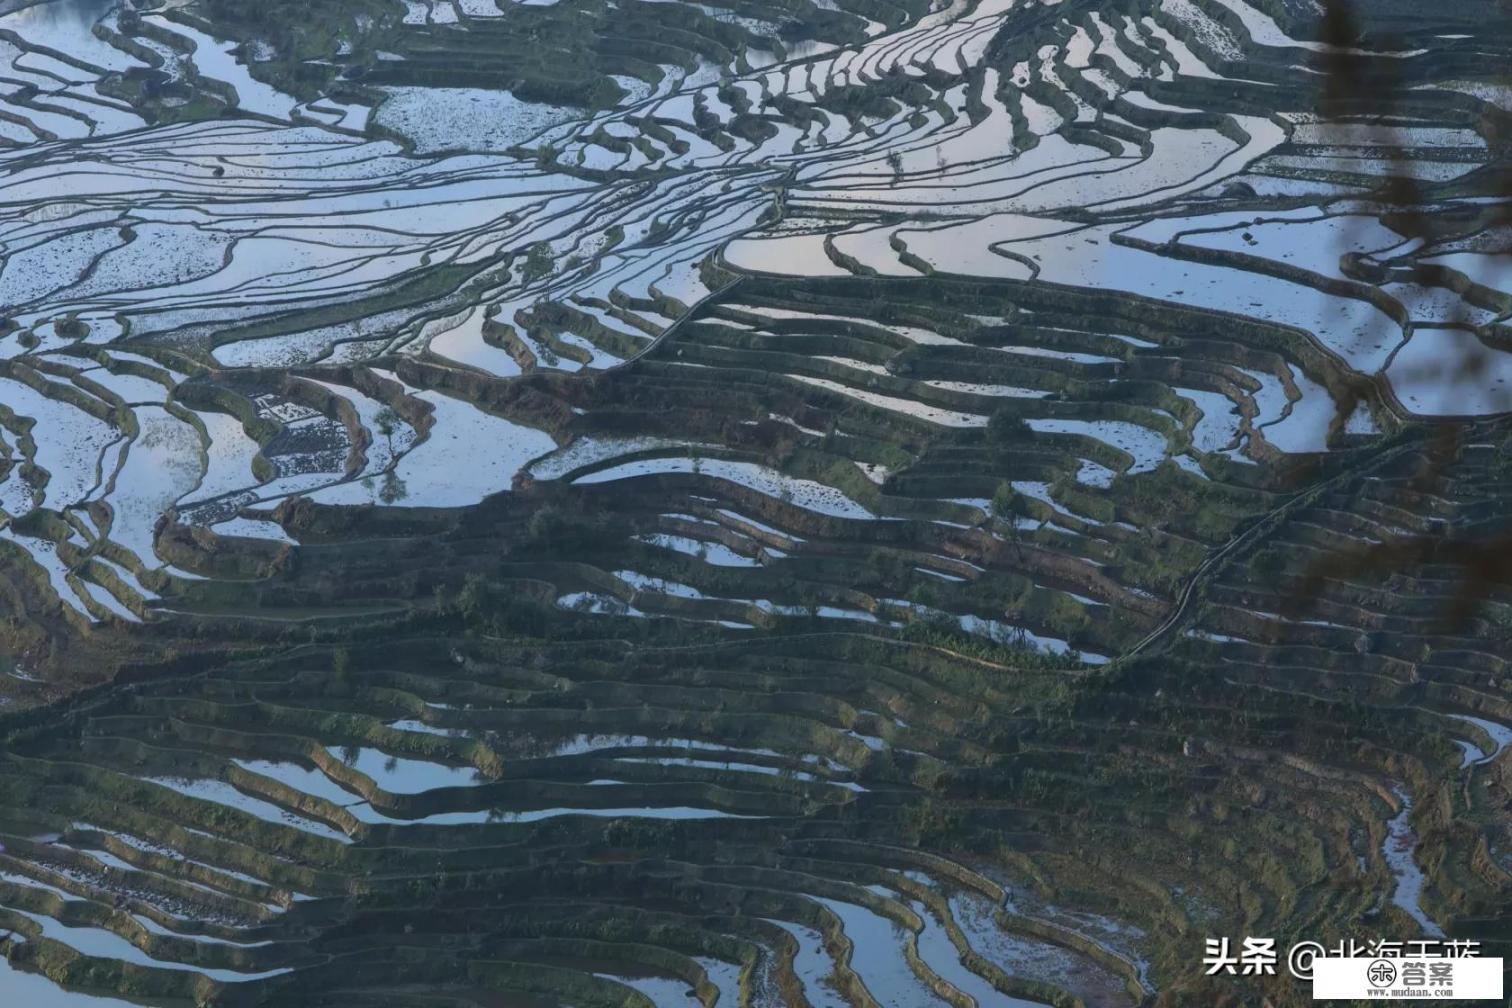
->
xmin=1367 ymin=960 xmax=1397 ymax=988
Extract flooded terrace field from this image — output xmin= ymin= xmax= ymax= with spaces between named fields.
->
xmin=0 ymin=0 xmax=1508 ymax=1004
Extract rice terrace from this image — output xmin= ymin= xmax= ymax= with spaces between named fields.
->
xmin=0 ymin=0 xmax=1508 ymax=1004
